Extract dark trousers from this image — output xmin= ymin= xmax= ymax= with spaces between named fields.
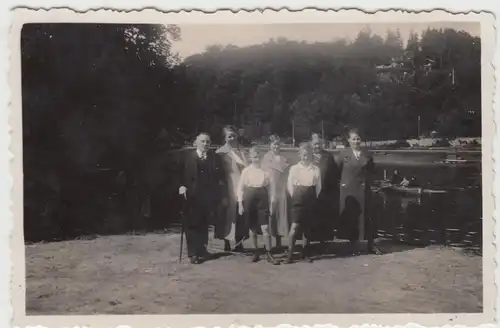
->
xmin=186 ymin=202 xmax=210 ymax=257
xmin=312 ymin=195 xmax=336 ymax=242
xmin=343 ymin=216 xmax=377 ymax=244
xmin=290 ymin=186 xmax=316 ymax=239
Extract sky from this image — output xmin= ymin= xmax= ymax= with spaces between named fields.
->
xmin=171 ymin=22 xmax=480 ymax=60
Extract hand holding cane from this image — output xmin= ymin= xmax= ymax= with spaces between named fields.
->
xmin=179 ymin=187 xmax=187 ymax=263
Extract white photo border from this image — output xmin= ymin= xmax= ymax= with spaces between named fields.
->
xmin=7 ymin=7 xmax=497 ymax=328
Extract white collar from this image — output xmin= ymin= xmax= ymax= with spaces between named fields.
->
xmin=196 ymin=149 xmax=207 ymax=159
xmin=298 ymin=161 xmax=313 ymax=169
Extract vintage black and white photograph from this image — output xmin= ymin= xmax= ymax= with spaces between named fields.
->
xmin=9 ymin=8 xmax=495 ymax=327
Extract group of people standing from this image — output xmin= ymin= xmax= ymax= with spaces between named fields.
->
xmin=179 ymin=125 xmax=382 ymax=265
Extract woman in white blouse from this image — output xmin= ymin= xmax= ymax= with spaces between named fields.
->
xmin=237 ymin=147 xmax=280 ymax=265
xmin=285 ymin=142 xmax=321 ymax=264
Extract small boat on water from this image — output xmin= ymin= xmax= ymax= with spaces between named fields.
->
xmin=382 ymin=185 xmax=448 ymax=195
xmin=372 ymin=180 xmax=448 ymax=195
xmin=433 ymin=153 xmax=479 ymax=165
xmin=434 ymin=159 xmax=471 ymax=164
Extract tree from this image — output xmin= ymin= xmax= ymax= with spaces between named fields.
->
xmin=22 ymin=23 xmax=183 ymax=241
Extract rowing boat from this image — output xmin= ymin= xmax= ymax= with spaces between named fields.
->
xmin=373 ymin=181 xmax=448 ymax=195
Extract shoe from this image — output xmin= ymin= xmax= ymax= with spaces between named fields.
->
xmin=265 ymin=251 xmax=280 ymax=265
xmin=201 ymin=249 xmax=213 ymax=261
xmin=189 ymin=256 xmax=200 ymax=264
xmin=251 ymin=252 xmax=260 ymax=263
xmin=302 ymin=255 xmax=313 ymax=263
xmin=301 ymin=252 xmax=313 ymax=263
xmin=301 ymin=247 xmax=313 ymax=263
xmin=368 ymin=245 xmax=383 ymax=255
xmin=349 ymin=241 xmax=360 ymax=256
xmin=233 ymin=244 xmax=245 ymax=253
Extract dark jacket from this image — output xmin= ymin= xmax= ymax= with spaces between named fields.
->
xmin=314 ymin=150 xmax=340 ymax=198
xmin=335 ymin=148 xmax=375 ymax=241
xmin=182 ymin=149 xmax=226 ymax=224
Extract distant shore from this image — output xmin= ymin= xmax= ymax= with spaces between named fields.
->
xmin=268 ymin=147 xmax=481 ymax=154
xmin=173 ymin=146 xmax=480 ymax=153
xmin=168 ymin=147 xmax=481 ymax=169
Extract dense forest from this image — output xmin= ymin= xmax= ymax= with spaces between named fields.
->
xmin=21 ymin=23 xmax=481 ymax=241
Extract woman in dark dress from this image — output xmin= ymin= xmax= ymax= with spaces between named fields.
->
xmin=310 ymin=134 xmax=339 ymax=253
xmin=335 ymin=128 xmax=382 ymax=255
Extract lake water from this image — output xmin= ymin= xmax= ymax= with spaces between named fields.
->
xmin=371 ymin=166 xmax=482 ymax=250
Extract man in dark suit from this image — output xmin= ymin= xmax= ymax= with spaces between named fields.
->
xmin=179 ymin=133 xmax=226 ymax=264
xmin=311 ymin=134 xmax=340 ymax=253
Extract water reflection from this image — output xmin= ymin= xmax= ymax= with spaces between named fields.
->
xmin=371 ymin=164 xmax=482 ymax=251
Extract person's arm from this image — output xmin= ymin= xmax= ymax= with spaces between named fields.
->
xmin=236 ymin=168 xmax=247 ymax=203
xmin=334 ymin=152 xmax=343 ymax=180
xmin=315 ymin=167 xmax=322 ymax=197
xmin=265 ymin=171 xmax=275 ymax=205
xmin=215 ymin=152 xmax=229 ymax=205
xmin=265 ymin=171 xmax=276 ymax=215
xmin=366 ymin=151 xmax=375 ymax=186
xmin=325 ymin=154 xmax=335 ymax=191
xmin=287 ymin=166 xmax=295 ymax=197
xmin=178 ymin=154 xmax=190 ymax=198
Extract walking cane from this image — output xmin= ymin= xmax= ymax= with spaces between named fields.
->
xmin=179 ymin=193 xmax=187 ymax=263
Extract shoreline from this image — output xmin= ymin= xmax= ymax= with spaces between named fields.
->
xmin=169 ymin=147 xmax=482 ymax=167
xmin=171 ymin=146 xmax=481 ymax=154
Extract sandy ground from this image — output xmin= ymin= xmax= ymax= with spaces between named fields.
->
xmin=26 ymin=230 xmax=482 ymax=315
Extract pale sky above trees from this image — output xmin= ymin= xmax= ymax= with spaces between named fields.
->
xmin=171 ymin=22 xmax=480 ymax=59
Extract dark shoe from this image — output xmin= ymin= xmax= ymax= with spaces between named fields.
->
xmin=233 ymin=244 xmax=245 ymax=253
xmin=201 ymin=250 xmax=213 ymax=261
xmin=301 ymin=245 xmax=314 ymax=262
xmin=190 ymin=256 xmax=201 ymax=264
xmin=301 ymin=251 xmax=313 ymax=263
xmin=265 ymin=251 xmax=280 ymax=265
xmin=349 ymin=241 xmax=360 ymax=256
xmin=251 ymin=252 xmax=260 ymax=263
